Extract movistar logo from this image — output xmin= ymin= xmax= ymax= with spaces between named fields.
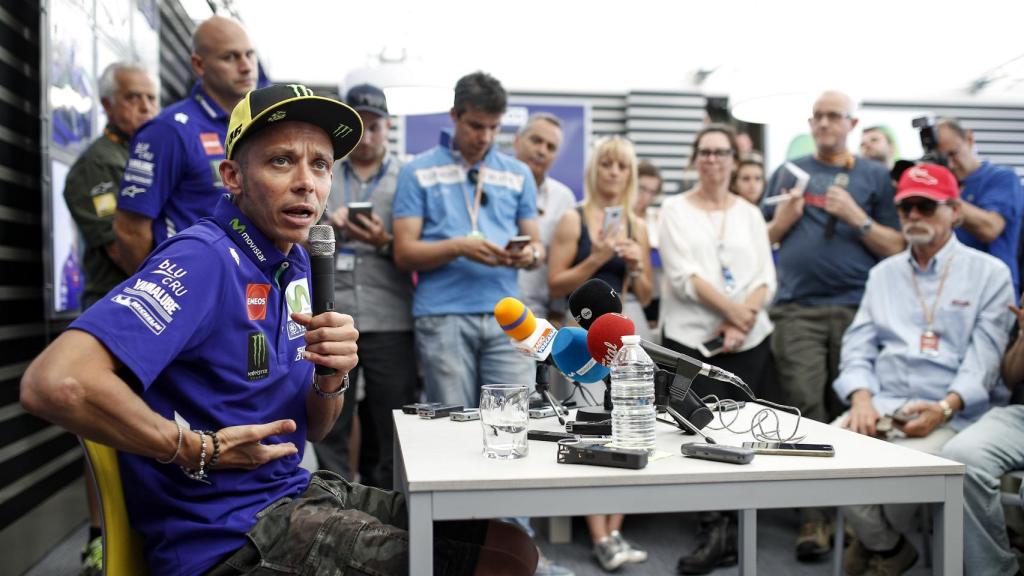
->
xmin=229 ymin=218 xmax=266 ymax=262
xmin=247 ymin=330 xmax=270 ymax=381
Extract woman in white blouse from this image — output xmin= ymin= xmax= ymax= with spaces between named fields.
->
xmin=660 ymin=125 xmax=778 ymax=574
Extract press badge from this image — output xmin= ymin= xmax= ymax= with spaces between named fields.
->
xmin=336 ymin=247 xmax=356 ymax=272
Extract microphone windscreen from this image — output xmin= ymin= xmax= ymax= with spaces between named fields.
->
xmin=551 ymin=327 xmax=610 ymax=383
xmin=494 ymin=297 xmax=536 ymax=341
xmin=586 ymin=313 xmax=635 ymax=366
xmin=568 ymin=278 xmax=622 ymax=330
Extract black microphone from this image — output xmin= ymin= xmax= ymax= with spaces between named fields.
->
xmin=825 ymin=173 xmax=848 ymax=239
xmin=308 ymin=224 xmax=336 ymax=376
xmin=638 ymin=339 xmax=752 ymax=396
xmin=568 ymin=278 xmax=622 ymax=330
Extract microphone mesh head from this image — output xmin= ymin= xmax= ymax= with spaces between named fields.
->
xmin=308 ymin=225 xmax=335 ymax=256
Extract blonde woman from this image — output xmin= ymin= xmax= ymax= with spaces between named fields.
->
xmin=547 ymin=136 xmax=653 ymax=571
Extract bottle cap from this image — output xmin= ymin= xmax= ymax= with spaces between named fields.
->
xmin=621 ymin=335 xmax=641 ymax=345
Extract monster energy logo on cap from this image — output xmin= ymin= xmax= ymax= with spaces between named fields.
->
xmin=247 ymin=330 xmax=270 ymax=381
xmin=224 ymin=83 xmax=364 ymax=161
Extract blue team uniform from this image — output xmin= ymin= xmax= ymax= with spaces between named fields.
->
xmin=117 ymin=83 xmax=229 ymax=247
xmin=954 ymin=161 xmax=1024 ymax=294
xmin=71 ymin=195 xmax=313 ymax=575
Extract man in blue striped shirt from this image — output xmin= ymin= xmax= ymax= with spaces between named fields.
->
xmin=834 ymin=163 xmax=1014 ymax=575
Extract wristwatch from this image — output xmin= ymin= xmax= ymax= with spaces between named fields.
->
xmin=857 ymin=216 xmax=874 ymax=236
xmin=938 ymin=399 xmax=954 ymax=422
xmin=313 ymin=373 xmax=350 ymax=399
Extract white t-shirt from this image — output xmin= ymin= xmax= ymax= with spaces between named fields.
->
xmin=518 ymin=177 xmax=578 ymax=315
xmin=658 ymin=193 xmax=776 ymax=351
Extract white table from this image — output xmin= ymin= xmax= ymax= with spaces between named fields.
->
xmin=392 ymin=404 xmax=964 ymax=575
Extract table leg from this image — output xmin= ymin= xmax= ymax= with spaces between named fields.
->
xmin=738 ymin=508 xmax=756 ymax=576
xmin=833 ymin=508 xmax=845 ymax=576
xmin=408 ymin=492 xmax=433 ymax=576
xmin=932 ymin=475 xmax=964 ymax=576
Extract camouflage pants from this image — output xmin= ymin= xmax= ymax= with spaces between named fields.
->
xmin=207 ymin=471 xmax=484 ymax=575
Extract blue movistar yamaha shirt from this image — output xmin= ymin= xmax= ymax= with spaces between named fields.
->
xmin=117 ymin=82 xmax=229 ymax=247
xmin=392 ymin=142 xmax=538 ymax=316
xmin=71 ymin=196 xmax=313 ymax=575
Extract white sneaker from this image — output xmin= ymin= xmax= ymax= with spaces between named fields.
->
xmin=535 ymin=553 xmax=575 ymax=576
xmin=610 ymin=530 xmax=647 ymax=563
xmin=593 ymin=536 xmax=629 ymax=572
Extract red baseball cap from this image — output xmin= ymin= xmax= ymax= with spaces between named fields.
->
xmin=894 ymin=163 xmax=959 ymax=203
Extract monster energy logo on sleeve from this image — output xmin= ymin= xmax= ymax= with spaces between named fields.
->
xmin=247 ymin=330 xmax=270 ymax=381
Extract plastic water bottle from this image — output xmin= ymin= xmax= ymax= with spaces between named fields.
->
xmin=610 ymin=334 xmax=657 ymax=454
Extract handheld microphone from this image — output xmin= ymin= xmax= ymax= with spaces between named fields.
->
xmin=586 ymin=313 xmax=636 ymax=367
xmin=568 ymin=278 xmax=622 ymax=329
xmin=551 ymin=327 xmax=610 ymax=384
xmin=494 ymin=297 xmax=557 ymax=361
xmin=308 ymin=225 xmax=336 ymax=376
xmin=825 ymin=172 xmax=849 ymax=239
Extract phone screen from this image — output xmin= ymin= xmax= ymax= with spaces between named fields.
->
xmin=505 ymin=235 xmax=530 ymax=252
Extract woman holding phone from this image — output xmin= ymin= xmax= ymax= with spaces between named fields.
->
xmin=547 ymin=136 xmax=653 ymax=572
xmin=659 ymin=124 xmax=777 ymax=574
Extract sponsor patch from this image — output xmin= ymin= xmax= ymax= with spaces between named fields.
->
xmin=951 ymin=299 xmax=971 ymax=308
xmin=210 ymin=160 xmax=224 ymax=188
xmin=92 ymin=192 xmax=116 ymax=217
xmin=200 ymin=132 xmax=224 ymax=155
xmin=111 ymin=293 xmax=166 ymax=335
xmin=133 ymin=142 xmax=154 ymax=161
xmin=414 ymin=164 xmax=463 ymax=187
xmin=246 ymin=283 xmax=270 ymax=320
xmin=295 ymin=346 xmax=305 ymax=362
xmin=123 ymin=172 xmax=153 ymax=186
xmin=150 ymin=259 xmax=189 ymax=297
xmin=284 ymin=277 xmax=312 ymax=339
xmin=247 ymin=330 xmax=270 ymax=381
xmin=267 ymin=110 xmax=286 ymax=123
xmin=174 ymin=113 xmax=189 ymax=124
xmin=121 ymin=184 xmax=147 ymax=198
xmin=127 ymin=159 xmax=154 ymax=175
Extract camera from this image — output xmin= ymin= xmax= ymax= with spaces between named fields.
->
xmin=911 ymin=116 xmax=948 ymax=166
xmin=893 ymin=116 xmax=948 ymax=183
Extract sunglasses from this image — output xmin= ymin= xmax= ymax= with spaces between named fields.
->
xmin=896 ymin=199 xmax=948 ymax=217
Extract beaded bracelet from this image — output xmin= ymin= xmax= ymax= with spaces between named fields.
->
xmin=181 ymin=431 xmax=208 ymax=481
xmin=156 ymin=419 xmax=184 ymax=464
xmin=204 ymin=430 xmax=221 ymax=470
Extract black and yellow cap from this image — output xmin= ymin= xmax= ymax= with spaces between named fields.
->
xmin=225 ymin=84 xmax=364 ymax=161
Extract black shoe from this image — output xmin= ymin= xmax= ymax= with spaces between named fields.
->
xmin=677 ymin=514 xmax=738 ymax=575
xmin=795 ymin=518 xmax=833 ymax=562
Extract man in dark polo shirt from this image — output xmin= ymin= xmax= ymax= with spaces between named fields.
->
xmin=64 ymin=62 xmax=158 ymax=309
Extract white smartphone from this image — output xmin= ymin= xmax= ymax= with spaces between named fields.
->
xmin=603 ymin=206 xmax=624 ymax=236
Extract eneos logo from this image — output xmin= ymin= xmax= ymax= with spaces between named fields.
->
xmin=246 ymin=283 xmax=271 ymax=320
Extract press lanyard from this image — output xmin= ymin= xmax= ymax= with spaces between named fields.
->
xmin=910 ymin=251 xmax=955 ymax=356
xmin=342 ymin=157 xmax=390 ymax=204
xmin=699 ymin=192 xmax=737 ymax=294
xmin=460 ymin=166 xmax=486 ymax=238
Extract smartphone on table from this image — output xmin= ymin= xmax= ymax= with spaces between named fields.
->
xmin=741 ymin=442 xmax=835 ymax=457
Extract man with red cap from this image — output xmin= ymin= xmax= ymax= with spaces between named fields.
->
xmin=832 ymin=163 xmax=1014 ymax=575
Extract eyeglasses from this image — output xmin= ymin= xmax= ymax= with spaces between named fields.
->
xmin=811 ymin=111 xmax=851 ymax=124
xmin=696 ymin=148 xmax=734 ymax=159
xmin=896 ymin=199 xmax=948 ymax=217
